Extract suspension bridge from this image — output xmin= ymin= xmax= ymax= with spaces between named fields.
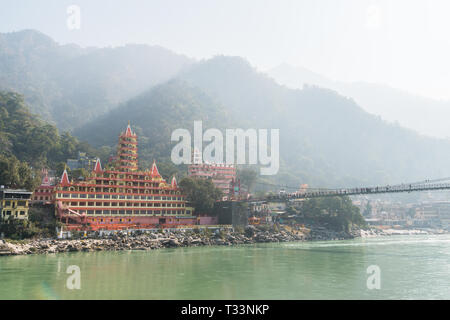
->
xmin=251 ymin=177 xmax=450 ymax=201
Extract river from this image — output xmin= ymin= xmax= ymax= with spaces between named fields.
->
xmin=0 ymin=234 xmax=449 ymax=299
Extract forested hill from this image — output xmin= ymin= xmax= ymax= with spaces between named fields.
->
xmin=76 ymin=56 xmax=450 ymax=189
xmin=6 ymin=30 xmax=450 ymax=190
xmin=0 ymin=30 xmax=193 ymax=129
xmin=177 ymin=56 xmax=450 ymax=187
xmin=0 ymin=91 xmax=102 ymax=189
xmin=75 ymin=80 xmax=234 ymax=173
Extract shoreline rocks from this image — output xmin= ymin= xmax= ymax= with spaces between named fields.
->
xmin=0 ymin=225 xmax=307 ymax=256
xmin=1 ymin=225 xmax=445 ymax=256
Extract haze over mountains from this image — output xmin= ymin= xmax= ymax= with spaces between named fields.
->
xmin=268 ymin=63 xmax=450 ymax=139
xmin=3 ymin=29 xmax=450 ymax=189
xmin=0 ymin=29 xmax=193 ymax=129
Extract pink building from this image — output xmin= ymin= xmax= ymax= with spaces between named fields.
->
xmin=188 ymin=163 xmax=236 ymax=198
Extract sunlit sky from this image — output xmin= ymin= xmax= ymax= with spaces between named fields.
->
xmin=2 ymin=0 xmax=450 ymax=100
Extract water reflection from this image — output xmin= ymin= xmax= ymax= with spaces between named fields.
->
xmin=0 ymin=234 xmax=449 ymax=299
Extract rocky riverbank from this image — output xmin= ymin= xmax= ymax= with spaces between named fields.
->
xmin=360 ymin=227 xmax=448 ymax=237
xmin=0 ymin=225 xmax=310 ymax=256
xmin=1 ymin=224 xmax=387 ymax=256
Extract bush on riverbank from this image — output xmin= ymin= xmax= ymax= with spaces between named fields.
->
xmin=0 ymin=206 xmax=59 ymax=240
xmin=291 ymin=196 xmax=367 ymax=232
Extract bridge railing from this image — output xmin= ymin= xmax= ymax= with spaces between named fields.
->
xmin=264 ymin=182 xmax=450 ymax=200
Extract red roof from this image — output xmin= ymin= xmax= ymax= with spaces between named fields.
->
xmin=151 ymin=160 xmax=161 ymax=177
xmin=124 ymin=122 xmax=135 ymax=137
xmin=60 ymin=169 xmax=70 ymax=186
xmin=93 ymin=158 xmax=103 ymax=173
xmin=171 ymin=176 xmax=177 ymax=188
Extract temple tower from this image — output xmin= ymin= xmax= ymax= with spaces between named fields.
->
xmin=117 ymin=122 xmax=138 ymax=172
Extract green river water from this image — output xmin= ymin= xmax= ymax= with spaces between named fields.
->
xmin=0 ymin=234 xmax=449 ymax=299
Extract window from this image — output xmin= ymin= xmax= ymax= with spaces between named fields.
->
xmin=19 ymin=211 xmax=25 ymax=215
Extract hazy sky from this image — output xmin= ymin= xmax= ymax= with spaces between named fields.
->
xmin=2 ymin=0 xmax=450 ymax=100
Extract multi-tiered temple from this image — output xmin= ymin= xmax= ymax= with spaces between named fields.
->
xmin=54 ymin=123 xmax=195 ymax=231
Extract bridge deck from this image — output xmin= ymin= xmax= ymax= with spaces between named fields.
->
xmin=263 ymin=182 xmax=450 ymax=201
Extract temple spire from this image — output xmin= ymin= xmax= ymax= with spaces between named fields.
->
xmin=125 ymin=120 xmax=133 ymax=136
xmin=171 ymin=176 xmax=177 ymax=188
xmin=60 ymin=169 xmax=70 ymax=186
xmin=151 ymin=160 xmax=161 ymax=177
xmin=93 ymin=158 xmax=102 ymax=173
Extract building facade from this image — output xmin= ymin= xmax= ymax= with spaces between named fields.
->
xmin=67 ymin=152 xmax=98 ymax=171
xmin=54 ymin=124 xmax=195 ymax=231
xmin=188 ymin=148 xmax=237 ymax=198
xmin=0 ymin=186 xmax=33 ymax=221
xmin=32 ymin=168 xmax=55 ymax=205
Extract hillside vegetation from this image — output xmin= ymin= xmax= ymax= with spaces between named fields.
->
xmin=77 ymin=56 xmax=450 ymax=189
xmin=0 ymin=30 xmax=193 ymax=129
xmin=0 ymin=91 xmax=101 ymax=189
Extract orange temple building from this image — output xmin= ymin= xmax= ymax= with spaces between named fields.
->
xmin=54 ymin=123 xmax=195 ymax=231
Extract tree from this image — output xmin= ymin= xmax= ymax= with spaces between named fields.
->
xmin=179 ymin=177 xmax=223 ymax=214
xmin=363 ymin=201 xmax=372 ymax=217
xmin=0 ymin=91 xmax=102 ymax=172
xmin=299 ymin=196 xmax=366 ymax=232
xmin=0 ymin=154 xmax=40 ymax=190
xmin=238 ymin=168 xmax=258 ymax=193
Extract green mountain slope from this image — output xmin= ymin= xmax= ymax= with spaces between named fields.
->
xmin=75 ymin=80 xmax=233 ymax=171
xmin=0 ymin=30 xmax=193 ymax=130
xmin=75 ymin=56 xmax=450 ymax=189
xmin=179 ymin=56 xmax=450 ymax=187
xmin=0 ymin=91 xmax=102 ymax=189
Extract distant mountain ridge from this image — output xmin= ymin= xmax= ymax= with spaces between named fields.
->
xmin=0 ymin=29 xmax=194 ymax=129
xmin=76 ymin=56 xmax=450 ymax=188
xmin=5 ymin=30 xmax=450 ymax=189
xmin=267 ymin=63 xmax=450 ymax=139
